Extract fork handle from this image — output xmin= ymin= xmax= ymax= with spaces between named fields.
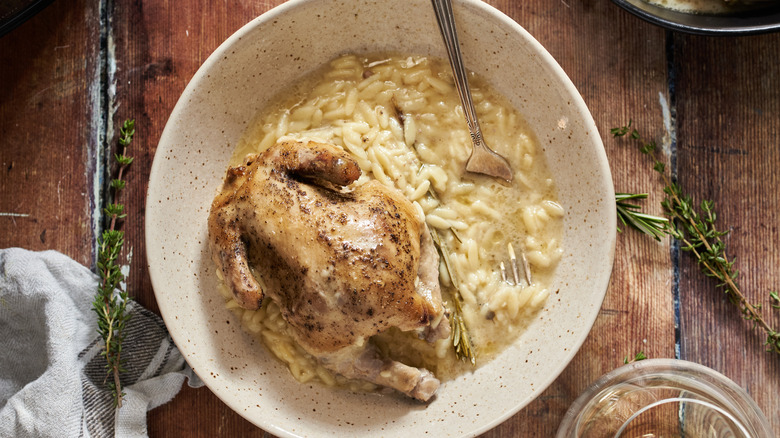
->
xmin=431 ymin=0 xmax=485 ymax=146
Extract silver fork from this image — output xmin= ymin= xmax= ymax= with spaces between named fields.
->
xmin=431 ymin=0 xmax=527 ymax=285
xmin=431 ymin=0 xmax=514 ymax=182
xmin=500 ymin=243 xmax=532 ymax=287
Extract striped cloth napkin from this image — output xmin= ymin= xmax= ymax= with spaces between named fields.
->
xmin=0 ymin=248 xmax=202 ymax=437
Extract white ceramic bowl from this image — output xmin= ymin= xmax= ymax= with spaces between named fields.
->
xmin=146 ymin=0 xmax=616 ymax=436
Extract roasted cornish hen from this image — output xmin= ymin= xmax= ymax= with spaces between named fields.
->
xmin=208 ymin=140 xmax=450 ymax=401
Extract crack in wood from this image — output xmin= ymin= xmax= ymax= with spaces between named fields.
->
xmin=665 ymin=31 xmax=682 ymax=361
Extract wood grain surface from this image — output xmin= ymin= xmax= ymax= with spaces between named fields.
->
xmin=1 ymin=0 xmax=778 ymax=436
xmin=0 ymin=0 xmax=100 ymax=267
xmin=673 ymin=32 xmax=780 ymax=433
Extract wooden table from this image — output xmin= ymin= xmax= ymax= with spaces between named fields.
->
xmin=2 ymin=0 xmax=778 ymax=436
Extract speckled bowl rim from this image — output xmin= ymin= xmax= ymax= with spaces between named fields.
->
xmin=146 ymin=0 xmax=616 ymax=436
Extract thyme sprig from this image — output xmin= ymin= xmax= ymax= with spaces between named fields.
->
xmin=430 ymin=228 xmax=476 ymax=365
xmin=92 ymin=119 xmax=135 ymax=407
xmin=613 ymin=121 xmax=780 ymax=354
xmin=624 ymin=351 xmax=647 ymax=364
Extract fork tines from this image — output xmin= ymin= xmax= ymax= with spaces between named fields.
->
xmin=501 ymin=243 xmax=532 ymax=287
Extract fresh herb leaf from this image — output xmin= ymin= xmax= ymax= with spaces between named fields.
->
xmin=624 ymin=351 xmax=647 ymax=364
xmin=430 ymin=228 xmax=476 ymax=365
xmin=770 ymin=291 xmax=780 ymax=310
xmin=616 ymin=193 xmax=668 ymax=241
xmin=613 ymin=122 xmax=780 ymax=354
xmin=93 ymin=119 xmax=135 ymax=407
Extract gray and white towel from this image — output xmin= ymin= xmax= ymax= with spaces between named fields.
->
xmin=0 ymin=248 xmax=202 ymax=438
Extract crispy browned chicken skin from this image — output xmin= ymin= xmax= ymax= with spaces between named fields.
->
xmin=208 ymin=140 xmax=450 ymax=401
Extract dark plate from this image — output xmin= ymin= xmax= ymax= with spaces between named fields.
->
xmin=612 ymin=0 xmax=780 ymax=35
xmin=0 ymin=0 xmax=55 ymax=38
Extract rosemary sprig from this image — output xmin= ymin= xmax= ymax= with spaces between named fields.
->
xmin=616 ymin=193 xmax=668 ymax=241
xmin=409 ymin=140 xmax=471 ymax=360
xmin=92 ymin=119 xmax=135 ymax=407
xmin=430 ymin=228 xmax=476 ymax=365
xmin=613 ymin=121 xmax=780 ymax=354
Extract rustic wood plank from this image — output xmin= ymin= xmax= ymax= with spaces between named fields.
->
xmin=473 ymin=1 xmax=677 ymax=435
xmin=0 ymin=0 xmax=100 ymax=267
xmin=147 ymin=385 xmax=268 ymax=437
xmin=674 ymin=33 xmax=780 ymax=435
xmin=481 ymin=2 xmax=677 ymax=436
xmin=107 ymin=1 xmax=287 ymax=435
